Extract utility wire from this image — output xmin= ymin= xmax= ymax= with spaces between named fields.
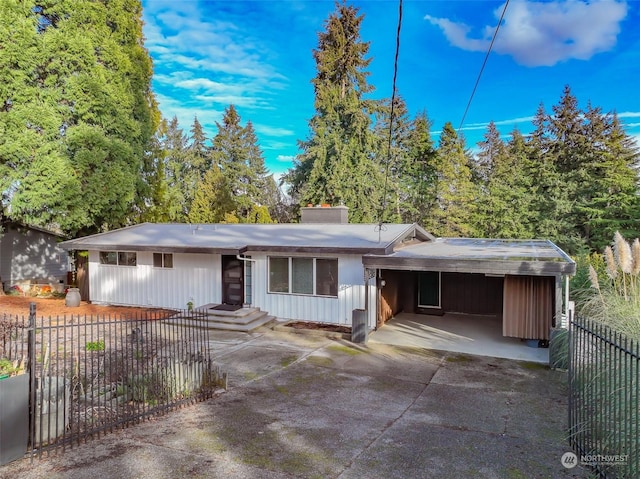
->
xmin=377 ymin=0 xmax=403 ymax=232
xmin=457 ymin=0 xmax=510 ymax=135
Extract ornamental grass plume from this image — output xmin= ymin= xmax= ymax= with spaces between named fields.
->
xmin=604 ymin=245 xmax=618 ymax=280
xmin=613 ymin=231 xmax=633 ymax=274
xmin=632 ymin=238 xmax=640 ymax=275
xmin=589 ymin=264 xmax=605 ymax=307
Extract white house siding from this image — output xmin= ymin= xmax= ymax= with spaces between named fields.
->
xmin=0 ymin=225 xmax=68 ymax=288
xmin=249 ymin=253 xmax=376 ymax=328
xmin=88 ymin=251 xmax=221 ymax=309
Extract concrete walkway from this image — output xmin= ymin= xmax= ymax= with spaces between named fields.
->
xmin=2 ymin=329 xmax=588 ymax=479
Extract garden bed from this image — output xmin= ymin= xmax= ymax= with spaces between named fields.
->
xmin=273 ymin=321 xmax=351 ymax=340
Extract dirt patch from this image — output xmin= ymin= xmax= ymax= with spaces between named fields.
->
xmin=0 ymin=295 xmax=172 ymax=319
xmin=284 ymin=321 xmax=351 ymax=334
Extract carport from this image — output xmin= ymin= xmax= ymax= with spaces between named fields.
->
xmin=363 ymin=238 xmax=576 ymax=343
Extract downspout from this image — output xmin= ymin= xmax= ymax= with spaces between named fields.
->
xmin=364 ymin=268 xmax=370 ymax=312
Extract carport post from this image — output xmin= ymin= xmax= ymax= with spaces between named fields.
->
xmin=353 ymin=268 xmax=374 ymax=344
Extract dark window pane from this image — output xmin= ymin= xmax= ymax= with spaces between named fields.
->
xmin=292 ymin=258 xmax=313 ymax=294
xmin=118 ymin=252 xmax=137 ymax=266
xmin=269 ymin=257 xmax=289 ymax=293
xmin=153 ymin=253 xmax=163 ymax=268
xmin=163 ymin=254 xmax=173 ymax=268
xmin=418 ymin=271 xmax=440 ymax=307
xmin=316 ymin=259 xmax=338 ymax=296
xmin=100 ymin=251 xmax=117 ymax=265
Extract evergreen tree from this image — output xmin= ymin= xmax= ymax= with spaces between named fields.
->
xmin=397 ymin=110 xmax=437 ymax=225
xmin=283 ymin=1 xmax=382 ymax=222
xmin=189 ymin=116 xmax=209 ymax=171
xmin=476 ymin=126 xmax=534 ymax=238
xmin=181 ymin=116 xmax=210 ymax=215
xmin=211 ymin=105 xmax=272 ymax=223
xmin=373 ymin=95 xmax=412 ymax=223
xmin=163 ymin=116 xmax=190 ymax=221
xmin=424 ymin=123 xmax=478 ymax=236
xmin=138 ymin=122 xmax=174 ymax=223
xmin=526 ymin=103 xmax=577 ymax=250
xmin=188 ymin=165 xmax=235 ymax=224
xmin=0 ymin=0 xmax=158 ymax=235
xmin=579 ymin=108 xmax=640 ymax=249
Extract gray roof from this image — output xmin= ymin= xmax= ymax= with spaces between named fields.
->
xmin=59 ymin=222 xmax=433 ymax=255
xmin=364 ymin=237 xmax=575 ymax=275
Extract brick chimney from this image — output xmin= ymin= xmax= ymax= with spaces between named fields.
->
xmin=300 ymin=205 xmax=349 ymax=224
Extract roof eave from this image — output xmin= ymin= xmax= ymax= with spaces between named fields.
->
xmin=362 ymin=256 xmax=576 ymax=275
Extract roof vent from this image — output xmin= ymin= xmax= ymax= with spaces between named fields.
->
xmin=300 ymin=205 xmax=349 ymax=224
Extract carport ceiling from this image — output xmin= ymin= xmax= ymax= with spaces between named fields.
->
xmin=363 ymin=238 xmax=575 ymax=276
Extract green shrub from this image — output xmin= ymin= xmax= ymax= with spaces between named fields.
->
xmin=85 ymin=340 xmax=105 ymax=351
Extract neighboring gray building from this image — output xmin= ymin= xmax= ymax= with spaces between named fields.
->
xmin=0 ymin=221 xmax=69 ymax=292
xmin=59 ymin=207 xmax=576 ymax=341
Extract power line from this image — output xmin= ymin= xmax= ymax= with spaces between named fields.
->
xmin=377 ymin=0 xmax=403 ymax=229
xmin=457 ymin=0 xmax=510 ymax=135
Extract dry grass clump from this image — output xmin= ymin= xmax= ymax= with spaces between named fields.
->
xmin=584 ymin=231 xmax=640 ymax=339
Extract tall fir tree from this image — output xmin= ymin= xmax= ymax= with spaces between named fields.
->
xmin=283 ymin=1 xmax=382 ymax=222
xmin=476 ymin=125 xmax=534 ymax=238
xmin=397 ymin=110 xmax=437 ymax=226
xmin=210 ymin=105 xmax=272 ymax=223
xmin=578 ymin=107 xmax=640 ymax=249
xmin=373 ymin=95 xmax=412 ymax=223
xmin=424 ymin=122 xmax=478 ymax=237
xmin=526 ymin=102 xmax=577 ymax=250
xmin=188 ymin=165 xmax=235 ymax=224
xmin=162 ymin=116 xmax=190 ymax=221
xmin=180 ymin=116 xmax=210 ymax=216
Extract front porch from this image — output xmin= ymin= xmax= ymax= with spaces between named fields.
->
xmin=164 ymin=304 xmax=276 ymax=333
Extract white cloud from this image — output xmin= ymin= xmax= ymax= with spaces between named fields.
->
xmin=425 ymin=0 xmax=628 ymax=67
xmin=142 ymin=0 xmax=287 ymax=119
xmin=154 ymin=93 xmax=225 ymax=137
xmin=460 ymin=115 xmax=536 ymax=132
xmin=253 ymin=125 xmax=295 ymax=137
xmin=276 ymin=155 xmax=296 ymax=163
xmin=618 ymin=112 xmax=640 ymax=119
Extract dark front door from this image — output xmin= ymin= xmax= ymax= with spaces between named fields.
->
xmin=222 ymin=255 xmax=244 ymax=305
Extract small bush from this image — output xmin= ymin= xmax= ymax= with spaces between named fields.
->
xmin=85 ymin=340 xmax=105 ymax=352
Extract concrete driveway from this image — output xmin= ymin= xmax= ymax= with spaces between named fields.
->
xmin=2 ymin=329 xmax=589 ymax=479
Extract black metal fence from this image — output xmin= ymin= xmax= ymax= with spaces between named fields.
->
xmin=568 ymin=315 xmax=639 ymax=479
xmin=1 ymin=305 xmax=227 ymax=459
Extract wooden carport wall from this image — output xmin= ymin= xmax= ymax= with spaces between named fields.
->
xmin=363 ymin=256 xmax=572 ymax=341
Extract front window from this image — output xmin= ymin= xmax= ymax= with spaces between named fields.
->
xmin=269 ymin=257 xmax=289 ymax=293
xmin=99 ymin=251 xmax=117 ymax=265
xmin=153 ymin=253 xmax=173 ymax=268
xmin=118 ymin=252 xmax=137 ymax=266
xmin=292 ymin=258 xmax=313 ymax=294
xmin=268 ymin=257 xmax=338 ymax=297
xmin=99 ymin=251 xmax=137 ymax=266
xmin=316 ymin=258 xmax=338 ymax=296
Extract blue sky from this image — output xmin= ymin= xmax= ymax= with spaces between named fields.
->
xmin=141 ymin=0 xmax=640 ymax=177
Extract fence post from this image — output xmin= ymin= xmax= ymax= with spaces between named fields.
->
xmin=27 ymin=302 xmax=36 ymax=459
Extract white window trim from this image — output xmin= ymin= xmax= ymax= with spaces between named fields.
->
xmin=153 ymin=252 xmax=173 ymax=269
xmin=268 ymin=256 xmax=338 ymax=297
xmin=99 ymin=251 xmax=137 ymax=267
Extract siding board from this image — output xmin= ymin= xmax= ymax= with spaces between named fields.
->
xmin=89 ymin=251 xmax=220 ymax=309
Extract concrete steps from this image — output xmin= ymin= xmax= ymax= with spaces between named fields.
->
xmin=163 ymin=304 xmax=276 ymax=333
